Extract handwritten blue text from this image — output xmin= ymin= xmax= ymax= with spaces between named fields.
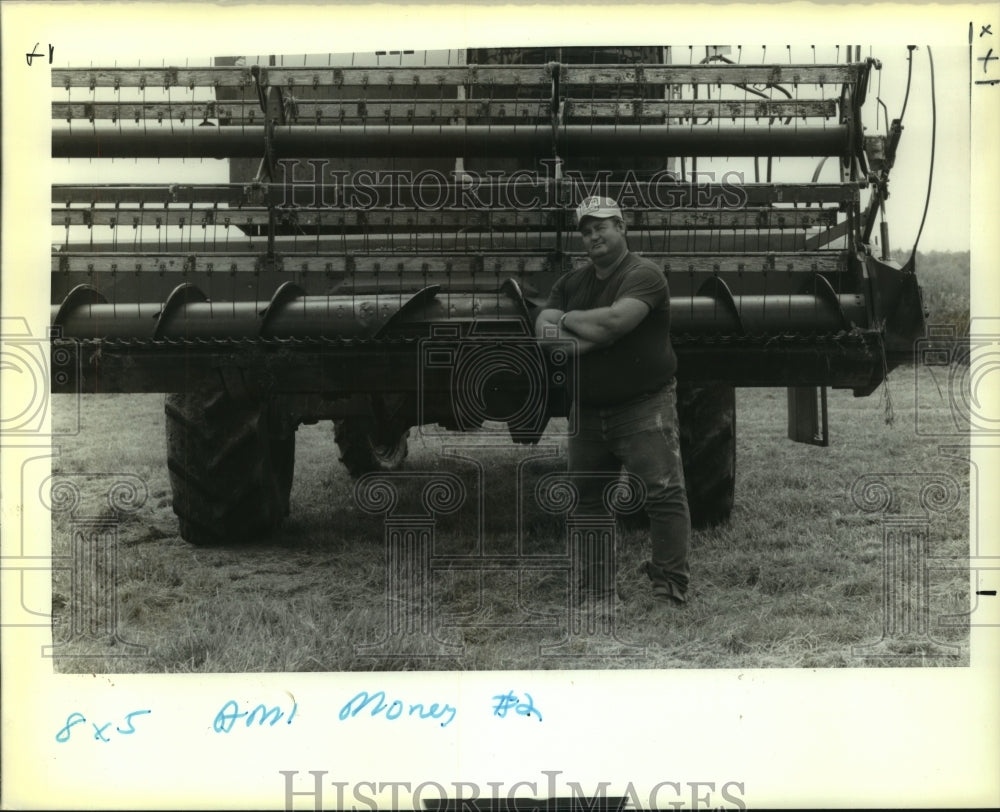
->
xmin=492 ymin=691 xmax=543 ymax=721
xmin=339 ymin=690 xmax=457 ymax=728
xmin=214 ymin=699 xmax=298 ymax=733
xmin=55 ymin=709 xmax=151 ymax=743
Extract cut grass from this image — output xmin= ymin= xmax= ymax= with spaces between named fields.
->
xmin=47 ymin=359 xmax=971 ymax=672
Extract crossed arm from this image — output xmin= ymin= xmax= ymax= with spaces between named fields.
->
xmin=534 ymin=298 xmax=651 ymax=355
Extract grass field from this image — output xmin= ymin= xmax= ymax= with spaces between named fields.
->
xmin=48 ymin=363 xmax=971 ymax=672
xmin=46 ymin=250 xmax=972 ymax=672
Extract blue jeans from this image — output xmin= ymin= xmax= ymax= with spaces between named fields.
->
xmin=568 ymin=382 xmax=691 ymax=599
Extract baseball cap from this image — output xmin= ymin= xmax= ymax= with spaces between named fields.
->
xmin=575 ymin=196 xmax=623 ymax=224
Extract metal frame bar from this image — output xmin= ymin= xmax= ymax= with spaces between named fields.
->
xmin=51 ymin=63 xmax=868 ymax=89
xmin=52 ymin=123 xmax=851 ymax=159
xmin=52 ymin=182 xmax=863 ymax=206
xmin=52 ymin=206 xmax=840 ymax=230
xmin=53 ymin=98 xmax=839 ymax=123
xmin=51 ymin=251 xmax=847 ymax=275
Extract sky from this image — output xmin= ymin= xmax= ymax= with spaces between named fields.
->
xmin=869 ymin=43 xmax=971 ymax=254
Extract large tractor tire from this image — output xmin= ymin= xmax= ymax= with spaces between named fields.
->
xmin=677 ymin=382 xmax=736 ymax=529
xmin=165 ymin=390 xmax=295 ymax=545
xmin=333 ymin=417 xmax=410 ymax=477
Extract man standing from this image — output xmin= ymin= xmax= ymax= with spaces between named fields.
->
xmin=535 ymin=196 xmax=691 ymax=605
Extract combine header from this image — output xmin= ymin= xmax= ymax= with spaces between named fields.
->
xmin=50 ymin=46 xmax=925 ymax=543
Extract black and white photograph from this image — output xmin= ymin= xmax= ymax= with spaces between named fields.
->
xmin=42 ymin=38 xmax=973 ymax=671
xmin=2 ymin=1 xmax=998 ymax=809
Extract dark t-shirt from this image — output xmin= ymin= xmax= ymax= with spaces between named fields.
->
xmin=546 ymin=251 xmax=677 ymax=407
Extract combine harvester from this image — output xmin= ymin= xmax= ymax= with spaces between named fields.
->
xmin=50 ymin=45 xmax=926 ymax=544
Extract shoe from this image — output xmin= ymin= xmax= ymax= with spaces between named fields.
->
xmin=640 ymin=561 xmax=687 ymax=606
xmin=650 ymin=582 xmax=685 ymax=606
